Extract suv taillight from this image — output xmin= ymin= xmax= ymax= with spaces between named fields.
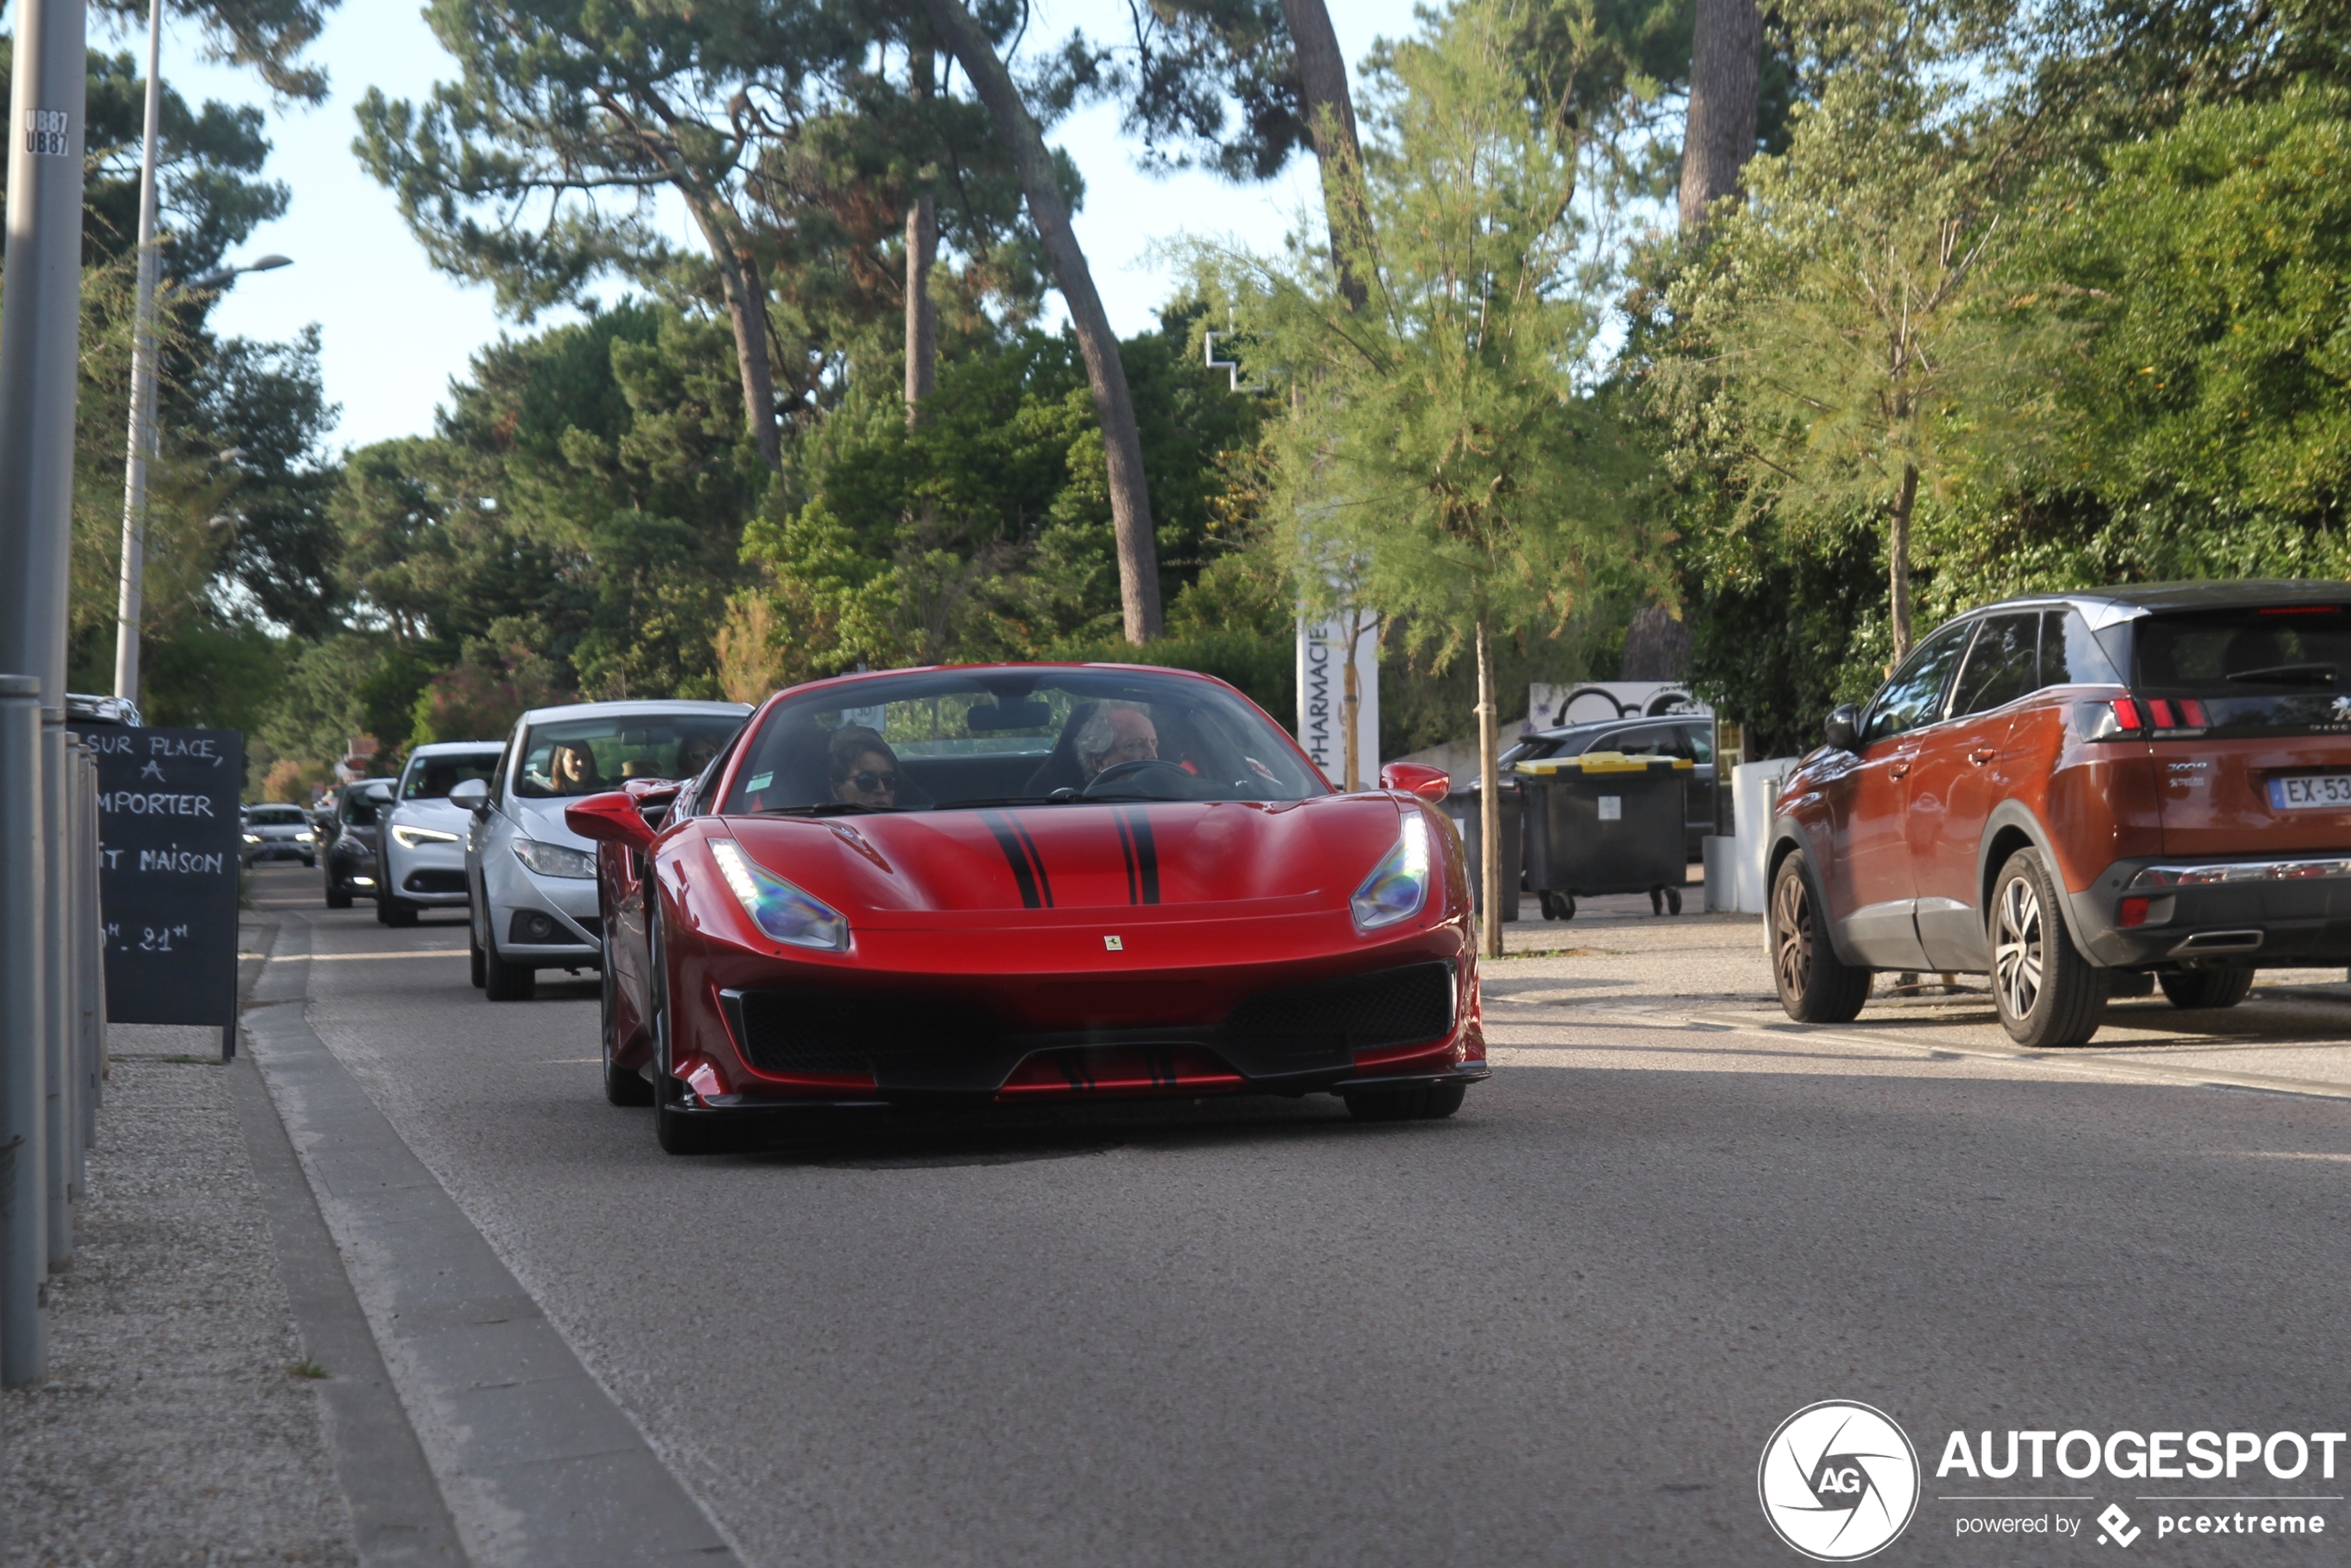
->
xmin=2079 ymin=695 xmax=2209 ymax=739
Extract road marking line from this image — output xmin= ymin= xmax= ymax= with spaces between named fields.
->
xmin=275 ymin=951 xmax=466 ymax=962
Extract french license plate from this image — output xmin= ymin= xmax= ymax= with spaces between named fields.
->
xmin=2268 ymin=774 xmax=2351 ymax=809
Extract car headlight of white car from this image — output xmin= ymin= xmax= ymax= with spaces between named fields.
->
xmin=294 ymin=829 xmax=316 ymax=843
xmin=392 ymin=823 xmax=460 ymax=849
xmin=709 ymin=839 xmax=848 ymax=951
xmin=1350 ymin=813 xmax=1432 ymax=932
xmin=242 ymin=832 xmax=262 ymax=845
xmin=511 ymin=837 xmax=599 ymax=879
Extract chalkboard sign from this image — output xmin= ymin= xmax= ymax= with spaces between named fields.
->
xmin=85 ymin=727 xmax=244 ymax=1058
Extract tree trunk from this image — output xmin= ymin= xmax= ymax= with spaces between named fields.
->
xmin=1888 ymin=462 xmax=1918 ymax=662
xmin=678 ymin=188 xmax=782 ymax=472
xmin=1476 ymin=618 xmax=1502 ymax=960
xmin=1279 ymin=0 xmax=1370 ymax=312
xmin=921 ymin=0 xmax=1163 ymax=642
xmin=905 ymin=196 xmax=939 ymax=421
xmin=906 ymin=50 xmax=939 ymax=424
xmin=1678 ymin=0 xmax=1763 ymax=234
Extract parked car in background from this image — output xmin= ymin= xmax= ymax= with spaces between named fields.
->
xmin=1498 ymin=713 xmax=1718 ymax=858
xmin=321 ymin=778 xmax=397 ymax=909
xmin=242 ymin=803 xmax=317 ymax=867
xmin=65 ymin=692 xmax=141 ymax=728
xmin=377 ymin=741 xmax=504 ymax=927
xmin=1767 ymin=581 xmax=2351 ymax=1048
xmin=454 ymin=701 xmax=752 ymax=1000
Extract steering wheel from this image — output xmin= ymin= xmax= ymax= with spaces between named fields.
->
xmin=1082 ymin=759 xmax=1195 ymax=799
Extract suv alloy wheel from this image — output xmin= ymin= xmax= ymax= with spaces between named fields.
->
xmin=1989 ymin=848 xmax=2109 ymax=1047
xmin=1769 ymin=855 xmax=1871 ymax=1023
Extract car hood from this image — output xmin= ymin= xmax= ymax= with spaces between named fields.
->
xmin=509 ymin=794 xmax=596 ymax=850
xmin=389 ymin=799 xmax=472 ymax=831
xmin=714 ymin=794 xmax=1408 ymax=921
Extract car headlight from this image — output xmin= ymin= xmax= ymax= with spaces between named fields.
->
xmin=392 ymin=824 xmax=460 ymax=849
xmin=294 ymin=829 xmax=315 ymax=843
xmin=1350 ymin=813 xmax=1432 ymax=932
xmin=511 ymin=837 xmax=598 ymax=879
xmin=708 ymin=839 xmax=848 ymax=951
xmin=242 ymin=832 xmax=261 ymax=844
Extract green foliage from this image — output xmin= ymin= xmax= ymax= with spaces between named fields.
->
xmin=741 ymin=305 xmax=1264 ymax=675
xmin=1200 ymin=0 xmax=1658 ymax=679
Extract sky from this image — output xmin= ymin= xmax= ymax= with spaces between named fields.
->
xmin=141 ymin=0 xmax=1426 ymax=453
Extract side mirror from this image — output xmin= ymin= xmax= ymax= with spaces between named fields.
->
xmin=1824 ymin=704 xmax=1862 ymax=753
xmin=623 ymin=777 xmax=683 ymax=829
xmin=448 ymin=777 xmax=490 ymax=815
xmin=1379 ymin=762 xmax=1451 ymax=802
xmin=565 ymin=790 xmax=657 ymax=854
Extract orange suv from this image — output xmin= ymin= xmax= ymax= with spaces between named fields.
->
xmin=1765 ymin=582 xmax=2351 ymax=1046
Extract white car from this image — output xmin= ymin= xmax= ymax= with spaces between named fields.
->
xmin=452 ymin=699 xmax=751 ymax=1001
xmin=241 ymin=803 xmax=317 ymax=866
xmin=377 ymin=740 xmax=505 ymax=927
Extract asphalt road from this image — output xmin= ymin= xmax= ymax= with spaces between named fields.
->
xmin=247 ymin=865 xmax=2351 ymax=1567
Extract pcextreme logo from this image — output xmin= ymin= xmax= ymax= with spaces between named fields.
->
xmin=1760 ymin=1400 xmax=1922 ymax=1562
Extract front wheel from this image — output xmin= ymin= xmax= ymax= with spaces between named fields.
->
xmin=468 ymin=918 xmax=486 ymax=989
xmin=379 ymin=892 xmax=419 ymax=928
xmin=1769 ymin=855 xmax=1870 ymax=1023
xmin=2158 ymin=967 xmax=2254 ymax=1011
xmin=1342 ymin=1081 xmax=1468 ymax=1122
xmin=325 ymin=877 xmax=352 ymax=911
xmin=482 ymin=927 xmax=536 ymax=1002
xmin=1989 ymin=849 xmax=2109 ymax=1048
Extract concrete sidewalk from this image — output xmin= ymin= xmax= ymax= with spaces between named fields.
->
xmin=2 ymin=915 xmax=357 ymax=1565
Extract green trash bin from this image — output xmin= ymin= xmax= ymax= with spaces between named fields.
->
xmin=1516 ymin=753 xmax=1692 ymax=920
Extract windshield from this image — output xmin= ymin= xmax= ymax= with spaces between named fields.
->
xmin=722 ymin=668 xmax=1326 ymax=815
xmin=401 ymin=751 xmax=501 ymax=801
xmin=515 ymin=713 xmax=748 ymax=800
xmin=248 ymin=806 xmax=306 ymax=826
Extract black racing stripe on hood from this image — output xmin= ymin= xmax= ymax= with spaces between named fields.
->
xmin=1113 ymin=812 xmax=1139 ymax=903
xmin=979 ymin=811 xmax=1041 ymax=908
xmin=1120 ymin=807 xmax=1161 ymax=904
xmin=1006 ymin=815 xmax=1054 ymax=908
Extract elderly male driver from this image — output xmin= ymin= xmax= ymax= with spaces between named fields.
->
xmin=1076 ymin=703 xmax=1159 ymax=781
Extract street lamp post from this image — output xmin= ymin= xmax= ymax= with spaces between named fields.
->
xmin=108 ymin=0 xmax=291 ymax=712
xmin=111 ymin=231 xmax=289 ymax=708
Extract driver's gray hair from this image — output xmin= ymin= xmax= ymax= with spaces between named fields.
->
xmin=1076 ymin=703 xmax=1147 ymax=763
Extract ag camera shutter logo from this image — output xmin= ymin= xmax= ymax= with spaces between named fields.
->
xmin=1759 ymin=1400 xmax=1921 ymax=1561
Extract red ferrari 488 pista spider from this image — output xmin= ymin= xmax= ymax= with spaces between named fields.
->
xmin=565 ymin=664 xmax=1487 ymax=1153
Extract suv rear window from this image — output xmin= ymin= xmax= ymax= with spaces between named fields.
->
xmin=2133 ymin=604 xmax=2351 ymax=733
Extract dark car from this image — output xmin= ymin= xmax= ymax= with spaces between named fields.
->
xmin=321 ymin=779 xmax=397 ymax=910
xmin=1766 ymin=580 xmax=2351 ymax=1048
xmin=1497 ymin=713 xmax=1718 ymax=857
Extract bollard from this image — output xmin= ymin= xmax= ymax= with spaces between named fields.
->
xmin=0 ymin=676 xmax=47 ymax=1384
xmin=42 ymin=720 xmax=71 ymax=1270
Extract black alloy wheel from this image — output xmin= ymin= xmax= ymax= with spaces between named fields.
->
xmin=379 ymin=890 xmax=419 ymax=928
xmin=650 ymin=916 xmax=734 ymax=1154
xmin=2158 ymin=967 xmax=2255 ymax=1012
xmin=601 ymin=955 xmax=653 ymax=1106
xmin=325 ymin=870 xmax=352 ymax=911
xmin=468 ymin=916 xmax=486 ymax=990
xmin=1989 ymin=848 xmax=2110 ymax=1048
xmin=1342 ymin=1081 xmax=1468 ymax=1122
xmin=1769 ymin=855 xmax=1870 ymax=1023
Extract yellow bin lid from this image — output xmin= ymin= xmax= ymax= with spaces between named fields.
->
xmin=1514 ymin=752 xmax=1692 ymax=776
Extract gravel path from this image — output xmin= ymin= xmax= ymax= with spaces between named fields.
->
xmin=3 ymin=1016 xmax=357 ymax=1567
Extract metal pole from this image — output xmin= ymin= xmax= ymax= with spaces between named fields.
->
xmin=43 ymin=724 xmax=70 ymax=1270
xmin=0 ymin=675 xmax=47 ymax=1386
xmin=112 ymin=0 xmax=165 ymax=707
xmin=78 ymin=742 xmax=103 ymax=1151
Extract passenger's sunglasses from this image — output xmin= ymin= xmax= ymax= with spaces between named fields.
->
xmin=846 ymin=770 xmax=900 ymax=792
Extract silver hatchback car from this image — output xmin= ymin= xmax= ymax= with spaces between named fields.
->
xmin=452 ymin=699 xmax=750 ymax=1001
xmin=378 ymin=740 xmax=504 ymax=927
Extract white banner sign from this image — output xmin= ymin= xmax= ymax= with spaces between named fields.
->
xmin=1525 ymin=681 xmax=1707 ymax=734
xmin=1296 ymin=617 xmax=1380 ymax=788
